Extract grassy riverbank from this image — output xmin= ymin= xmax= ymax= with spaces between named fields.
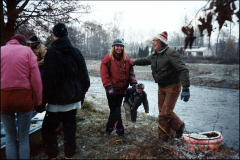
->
xmin=29 ymin=98 xmax=239 ymax=159
xmin=86 ymin=60 xmax=239 ymax=89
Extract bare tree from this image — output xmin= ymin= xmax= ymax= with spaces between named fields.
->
xmin=106 ymin=11 xmax=123 ymax=43
xmin=181 ymin=0 xmax=239 ymax=49
xmin=1 ymin=0 xmax=92 ymax=46
xmin=226 ymin=36 xmax=237 ymax=57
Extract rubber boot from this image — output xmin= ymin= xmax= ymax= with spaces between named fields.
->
xmin=175 ymin=122 xmax=185 ymax=138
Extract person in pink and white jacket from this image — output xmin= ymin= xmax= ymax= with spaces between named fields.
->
xmin=1 ymin=34 xmax=42 ymax=159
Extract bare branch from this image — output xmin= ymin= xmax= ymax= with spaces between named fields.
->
xmin=19 ymin=0 xmax=29 ymax=10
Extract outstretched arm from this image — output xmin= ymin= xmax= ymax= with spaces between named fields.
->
xmin=133 ymin=56 xmax=151 ymax=66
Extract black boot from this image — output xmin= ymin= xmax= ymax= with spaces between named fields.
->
xmin=175 ymin=122 xmax=185 ymax=138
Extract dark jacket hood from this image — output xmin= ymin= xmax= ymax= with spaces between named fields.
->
xmin=51 ymin=36 xmax=74 ymax=54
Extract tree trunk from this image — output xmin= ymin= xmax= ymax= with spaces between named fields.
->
xmin=1 ymin=25 xmax=16 ymax=46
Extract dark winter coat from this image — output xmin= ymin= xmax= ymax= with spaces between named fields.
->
xmin=42 ymin=36 xmax=90 ymax=105
xmin=124 ymin=88 xmax=149 ymax=112
xmin=134 ymin=46 xmax=190 ymax=88
xmin=100 ymin=53 xmax=137 ymax=94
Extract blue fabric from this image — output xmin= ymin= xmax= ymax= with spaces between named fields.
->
xmin=131 ymin=84 xmax=137 ymax=92
xmin=32 ymin=109 xmax=38 ymax=118
xmin=107 ymin=85 xmax=115 ymax=95
xmin=1 ymin=111 xmax=32 ymax=159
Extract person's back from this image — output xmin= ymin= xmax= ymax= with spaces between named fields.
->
xmin=41 ymin=22 xmax=90 ymax=159
xmin=1 ymin=37 xmax=42 ymax=112
xmin=1 ymin=34 xmax=42 ymax=159
xmin=42 ymin=36 xmax=90 ymax=104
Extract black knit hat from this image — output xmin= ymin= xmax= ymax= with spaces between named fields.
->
xmin=27 ymin=35 xmax=41 ymax=43
xmin=112 ymin=38 xmax=124 ymax=47
xmin=52 ymin=22 xmax=68 ymax=37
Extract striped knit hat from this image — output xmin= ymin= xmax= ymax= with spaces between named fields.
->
xmin=155 ymin=31 xmax=168 ymax=45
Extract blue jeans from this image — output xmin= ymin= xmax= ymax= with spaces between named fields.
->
xmin=1 ymin=111 xmax=33 ymax=159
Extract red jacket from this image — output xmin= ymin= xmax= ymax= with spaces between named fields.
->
xmin=100 ymin=53 xmax=137 ymax=94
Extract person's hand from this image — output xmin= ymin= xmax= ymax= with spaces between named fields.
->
xmin=81 ymin=92 xmax=86 ymax=105
xmin=107 ymin=85 xmax=115 ymax=95
xmin=181 ymin=88 xmax=190 ymax=102
xmin=132 ymin=61 xmax=135 ymax=66
xmin=131 ymin=83 xmax=137 ymax=92
xmin=34 ymin=102 xmax=46 ymax=113
xmin=145 ymin=111 xmax=149 ymax=114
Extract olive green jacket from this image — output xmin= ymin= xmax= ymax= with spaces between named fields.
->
xmin=134 ymin=47 xmax=190 ymax=88
xmin=31 ymin=43 xmax=47 ymax=68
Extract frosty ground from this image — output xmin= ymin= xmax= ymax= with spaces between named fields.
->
xmin=30 ymin=97 xmax=239 ymax=159
xmin=28 ymin=60 xmax=239 ymax=159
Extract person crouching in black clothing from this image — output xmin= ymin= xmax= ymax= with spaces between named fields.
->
xmin=123 ymin=83 xmax=149 ymax=122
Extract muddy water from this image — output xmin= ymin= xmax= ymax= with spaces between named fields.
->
xmin=88 ymin=76 xmax=239 ymax=150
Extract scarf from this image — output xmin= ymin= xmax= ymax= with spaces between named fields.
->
xmin=156 ymin=45 xmax=169 ymax=54
xmin=114 ymin=52 xmax=123 ymax=61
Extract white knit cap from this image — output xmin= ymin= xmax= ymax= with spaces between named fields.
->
xmin=154 ymin=31 xmax=168 ymax=45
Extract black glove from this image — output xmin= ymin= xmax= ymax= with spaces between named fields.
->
xmin=181 ymin=88 xmax=190 ymax=102
xmin=107 ymin=85 xmax=115 ymax=95
xmin=81 ymin=92 xmax=86 ymax=105
xmin=131 ymin=83 xmax=137 ymax=92
xmin=34 ymin=102 xmax=46 ymax=113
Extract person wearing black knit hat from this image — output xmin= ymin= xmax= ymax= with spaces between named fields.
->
xmin=133 ymin=31 xmax=190 ymax=141
xmin=52 ymin=22 xmax=68 ymax=37
xmin=41 ymin=22 xmax=90 ymax=159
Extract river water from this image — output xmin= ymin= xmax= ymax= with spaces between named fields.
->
xmin=88 ymin=76 xmax=239 ymax=150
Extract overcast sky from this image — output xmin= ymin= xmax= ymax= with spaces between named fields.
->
xmin=78 ymin=1 xmax=239 ymax=42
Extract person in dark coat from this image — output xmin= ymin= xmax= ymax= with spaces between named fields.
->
xmin=41 ymin=22 xmax=90 ymax=159
xmin=123 ymin=83 xmax=149 ymax=122
xmin=100 ymin=38 xmax=137 ymax=137
xmin=133 ymin=31 xmax=190 ymax=141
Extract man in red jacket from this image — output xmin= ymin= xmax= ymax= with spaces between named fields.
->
xmin=100 ymin=38 xmax=137 ymax=137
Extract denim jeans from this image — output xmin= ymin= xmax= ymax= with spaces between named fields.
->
xmin=41 ymin=109 xmax=77 ymax=158
xmin=1 ymin=111 xmax=33 ymax=159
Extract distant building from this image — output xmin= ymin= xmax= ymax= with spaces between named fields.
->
xmin=185 ymin=46 xmax=215 ymax=57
